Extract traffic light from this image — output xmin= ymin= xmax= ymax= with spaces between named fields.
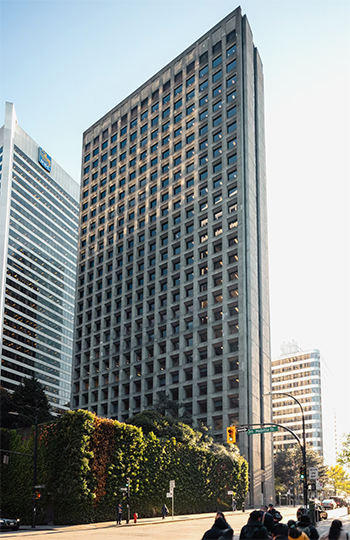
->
xmin=35 ymin=491 xmax=42 ymax=500
xmin=226 ymin=426 xmax=236 ymax=444
xmin=299 ymin=466 xmax=306 ymax=481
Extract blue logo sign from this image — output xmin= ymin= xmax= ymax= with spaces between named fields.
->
xmin=38 ymin=147 xmax=52 ymax=172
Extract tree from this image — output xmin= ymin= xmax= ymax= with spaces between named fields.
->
xmin=274 ymin=445 xmax=328 ymax=495
xmin=327 ymin=465 xmax=350 ymax=495
xmin=153 ymin=391 xmax=181 ymax=417
xmin=0 ymin=386 xmax=14 ymax=428
xmin=11 ymin=375 xmax=52 ymax=427
xmin=127 ymin=409 xmax=205 ymax=445
xmin=274 ymin=448 xmax=296 ymax=492
xmin=337 ymin=433 xmax=350 ymax=470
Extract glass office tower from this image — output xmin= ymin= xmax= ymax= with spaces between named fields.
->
xmin=72 ymin=7 xmax=274 ymax=504
xmin=0 ymin=102 xmax=80 ymax=414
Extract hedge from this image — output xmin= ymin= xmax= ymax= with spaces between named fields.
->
xmin=0 ymin=410 xmax=248 ymax=524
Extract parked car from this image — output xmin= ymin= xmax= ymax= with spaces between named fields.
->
xmin=330 ymin=496 xmax=347 ymax=507
xmin=0 ymin=514 xmax=20 ymax=531
xmin=322 ymin=499 xmax=337 ymax=509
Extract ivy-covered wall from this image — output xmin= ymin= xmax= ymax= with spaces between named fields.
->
xmin=0 ymin=411 xmax=248 ymax=525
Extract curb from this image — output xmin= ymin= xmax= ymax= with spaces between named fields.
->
xmin=18 ymin=506 xmax=296 ymax=532
xmin=18 ymin=511 xmax=245 ymax=531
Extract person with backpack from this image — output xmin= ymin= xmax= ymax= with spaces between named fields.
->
xmin=297 ymin=514 xmax=319 ymax=539
xmin=268 ymin=503 xmax=283 ymax=523
xmin=239 ymin=510 xmax=270 ymax=539
xmin=288 ymin=519 xmax=309 ymax=540
xmin=260 ymin=505 xmax=275 ymax=534
xmin=319 ymin=519 xmax=349 ymax=540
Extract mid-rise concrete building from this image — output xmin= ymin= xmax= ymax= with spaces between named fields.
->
xmin=72 ymin=7 xmax=274 ymax=504
xmin=271 ymin=341 xmax=324 ymax=455
xmin=0 ymin=102 xmax=80 ymax=414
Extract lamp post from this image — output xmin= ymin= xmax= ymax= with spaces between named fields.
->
xmin=9 ymin=412 xmax=38 ymax=528
xmin=264 ymin=392 xmax=308 ymax=509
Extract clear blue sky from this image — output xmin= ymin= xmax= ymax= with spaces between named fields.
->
xmin=1 ymin=0 xmax=349 ymax=465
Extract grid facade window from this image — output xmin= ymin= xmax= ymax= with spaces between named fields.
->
xmin=72 ymin=7 xmax=272 ymax=506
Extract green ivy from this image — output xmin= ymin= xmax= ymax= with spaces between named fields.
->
xmin=1 ymin=411 xmax=248 ymax=524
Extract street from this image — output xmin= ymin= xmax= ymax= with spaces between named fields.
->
xmin=1 ymin=507 xmax=349 ymax=539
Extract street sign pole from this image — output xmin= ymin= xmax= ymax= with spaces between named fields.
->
xmin=172 ymin=487 xmax=174 ymax=520
xmin=126 ymin=477 xmax=130 ymax=524
xmin=169 ymin=480 xmax=175 ymax=519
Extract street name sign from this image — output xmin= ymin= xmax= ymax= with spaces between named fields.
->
xmin=247 ymin=426 xmax=278 ymax=435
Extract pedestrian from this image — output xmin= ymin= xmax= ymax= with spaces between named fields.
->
xmin=297 ymin=508 xmax=309 ymax=521
xmin=297 ymin=514 xmax=319 ymax=540
xmin=268 ymin=503 xmax=283 ymax=523
xmin=161 ymin=504 xmax=168 ymax=519
xmin=239 ymin=509 xmax=269 ymax=539
xmin=260 ymin=505 xmax=275 ymax=534
xmin=232 ymin=498 xmax=237 ymax=511
xmin=272 ymin=523 xmax=289 ymax=540
xmin=116 ymin=502 xmax=123 ymax=525
xmin=201 ymin=512 xmax=233 ymax=539
xmin=288 ymin=519 xmax=309 ymax=540
xmin=319 ymin=519 xmax=349 ymax=540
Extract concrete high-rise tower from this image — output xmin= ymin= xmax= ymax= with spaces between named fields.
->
xmin=72 ymin=7 xmax=274 ymax=504
xmin=0 ymin=103 xmax=80 ymax=414
xmin=272 ymin=342 xmax=324 ymax=456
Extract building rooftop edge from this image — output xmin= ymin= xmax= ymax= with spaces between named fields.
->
xmin=272 ymin=348 xmax=321 ymax=362
xmin=3 ymin=101 xmax=79 ymax=188
xmin=82 ymin=6 xmax=243 ymax=137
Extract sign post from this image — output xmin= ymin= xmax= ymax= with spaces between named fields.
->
xmin=126 ymin=477 xmax=130 ymax=524
xmin=169 ymin=480 xmax=175 ymax=519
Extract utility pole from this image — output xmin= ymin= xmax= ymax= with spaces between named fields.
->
xmin=264 ymin=392 xmax=308 ymax=509
xmin=126 ymin=477 xmax=130 ymax=524
xmin=32 ymin=415 xmax=38 ymax=528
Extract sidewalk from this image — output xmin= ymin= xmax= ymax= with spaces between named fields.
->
xmin=19 ymin=510 xmax=239 ymax=531
xmin=317 ymin=508 xmax=350 ymax=536
xmin=18 ymin=506 xmax=294 ymax=532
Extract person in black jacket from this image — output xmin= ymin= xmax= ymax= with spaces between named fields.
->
xmin=272 ymin=523 xmax=289 ymax=540
xmin=201 ymin=513 xmax=233 ymax=540
xmin=239 ymin=510 xmax=269 ymax=539
xmin=260 ymin=505 xmax=275 ymax=534
xmin=268 ymin=504 xmax=283 ymax=523
xmin=297 ymin=514 xmax=319 ymax=540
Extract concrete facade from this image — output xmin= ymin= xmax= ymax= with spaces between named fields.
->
xmin=0 ymin=103 xmax=80 ymax=413
xmin=72 ymin=8 xmax=274 ymax=505
xmin=271 ymin=341 xmax=324 ymax=456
